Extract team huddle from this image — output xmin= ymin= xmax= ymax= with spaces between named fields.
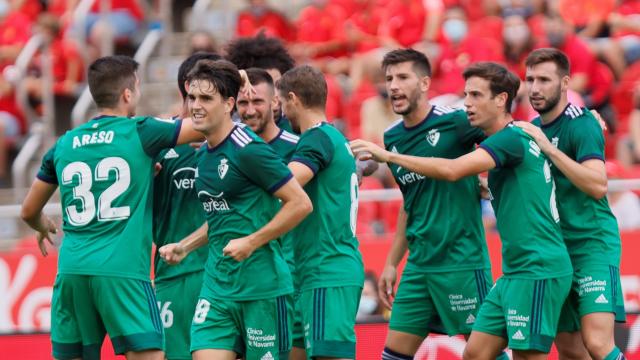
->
xmin=20 ymin=41 xmax=625 ymax=360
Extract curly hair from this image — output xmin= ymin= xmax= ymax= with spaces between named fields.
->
xmin=225 ymin=32 xmax=295 ymax=75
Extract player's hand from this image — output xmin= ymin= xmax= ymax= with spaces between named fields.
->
xmin=159 ymin=243 xmax=187 ymax=265
xmin=355 ymin=159 xmax=379 ymax=185
xmin=350 ymin=139 xmax=390 ymax=162
xmin=36 ymin=216 xmax=58 ymax=257
xmin=513 ymin=121 xmax=555 ymax=153
xmin=378 ymin=265 xmax=398 ymax=310
xmin=238 ymin=69 xmax=257 ymax=98
xmin=590 ymin=109 xmax=608 ymax=132
xmin=478 ymin=176 xmax=490 ymax=200
xmin=222 ymin=236 xmax=256 ymax=262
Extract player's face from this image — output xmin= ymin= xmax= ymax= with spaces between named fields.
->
xmin=385 ymin=61 xmax=427 ymax=116
xmin=237 ymin=82 xmax=275 ymax=135
xmin=464 ymin=76 xmax=503 ymax=130
xmin=187 ymin=79 xmax=231 ymax=134
xmin=525 ymin=62 xmax=565 ymax=115
xmin=277 ymin=89 xmax=300 ymax=133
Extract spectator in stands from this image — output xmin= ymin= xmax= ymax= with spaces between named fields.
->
xmin=23 ymin=13 xmax=83 ymax=108
xmin=189 ymin=30 xmax=218 ymax=55
xmin=235 ymin=0 xmax=292 ymax=41
xmin=360 ymin=67 xmax=396 ymax=145
xmin=377 ymin=0 xmax=427 ymax=49
xmin=618 ymin=86 xmax=640 ymax=166
xmin=607 ymin=161 xmax=640 ymax=230
xmin=291 ymin=0 xmax=347 ymax=62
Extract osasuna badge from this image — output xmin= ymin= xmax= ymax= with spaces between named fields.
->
xmin=551 ymin=137 xmax=559 ymax=148
xmin=218 ymin=158 xmax=229 ymax=179
xmin=426 ymin=129 xmax=440 ymax=146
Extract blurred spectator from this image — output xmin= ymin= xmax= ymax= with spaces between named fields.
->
xmin=24 ymin=13 xmax=83 ymax=106
xmin=343 ymin=0 xmax=383 ymax=54
xmin=606 ymin=161 xmax=640 ymax=230
xmin=617 ymin=87 xmax=640 ymax=166
xmin=291 ymin=0 xmax=347 ymax=61
xmin=356 ymin=271 xmax=384 ymax=322
xmin=360 ymin=67 xmax=396 ymax=145
xmin=377 ymin=0 xmax=427 ymax=48
xmin=12 ymin=0 xmax=41 ymax=22
xmin=190 ymin=30 xmax=218 ymax=55
xmin=235 ymin=0 xmax=292 ymax=41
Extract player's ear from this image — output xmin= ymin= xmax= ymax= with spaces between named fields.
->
xmin=123 ymin=88 xmax=133 ymax=104
xmin=495 ymin=92 xmax=508 ymax=108
xmin=225 ymin=96 xmax=236 ymax=114
xmin=560 ymin=75 xmax=570 ymax=92
xmin=420 ymin=75 xmax=431 ymax=93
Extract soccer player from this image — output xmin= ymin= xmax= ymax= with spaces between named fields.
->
xmin=356 ymin=48 xmax=495 ymax=360
xmin=276 ymin=65 xmax=365 ymax=360
xmin=20 ymin=55 xmax=205 ymax=360
xmin=351 ymin=62 xmax=573 ymax=360
xmin=152 ymin=52 xmax=220 ymax=360
xmin=516 ymin=48 xmax=626 ymax=360
xmin=159 ymin=59 xmax=312 ymax=360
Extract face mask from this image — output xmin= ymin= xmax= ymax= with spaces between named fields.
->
xmin=249 ymin=6 xmax=267 ymax=16
xmin=0 ymin=1 xmax=8 ymax=17
xmin=443 ymin=19 xmax=468 ymax=43
xmin=503 ymin=24 xmax=530 ymax=44
xmin=357 ymin=296 xmax=378 ymax=316
xmin=547 ymin=32 xmax=565 ymax=48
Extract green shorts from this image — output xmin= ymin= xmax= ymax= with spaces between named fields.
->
xmin=291 ymin=292 xmax=305 ymax=349
xmin=299 ymin=286 xmax=362 ymax=359
xmin=51 ymin=274 xmax=163 ymax=360
xmin=557 ymin=264 xmax=626 ymax=333
xmin=473 ymin=275 xmax=571 ymax=353
xmin=155 ymin=271 xmax=204 ymax=360
xmin=389 ymin=268 xmax=492 ymax=337
xmin=190 ymin=294 xmax=292 ymax=359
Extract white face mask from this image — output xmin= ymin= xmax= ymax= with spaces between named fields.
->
xmin=357 ymin=296 xmax=378 ymax=316
xmin=0 ymin=0 xmax=9 ymax=17
xmin=503 ymin=24 xmax=530 ymax=44
xmin=443 ymin=19 xmax=468 ymax=43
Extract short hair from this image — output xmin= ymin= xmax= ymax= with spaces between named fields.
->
xmin=381 ymin=48 xmax=432 ymax=77
xmin=462 ymin=62 xmax=520 ymax=112
xmin=225 ymin=33 xmax=295 ymax=75
xmin=88 ymin=55 xmax=139 ymax=109
xmin=245 ymin=67 xmax=274 ymax=89
xmin=525 ymin=48 xmax=570 ymax=77
xmin=276 ymin=65 xmax=327 ymax=109
xmin=177 ymin=52 xmax=222 ymax=100
xmin=186 ymin=59 xmax=242 ymax=100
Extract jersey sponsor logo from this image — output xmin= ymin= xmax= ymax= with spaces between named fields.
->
xmin=397 ymin=171 xmax=426 ymax=186
xmin=595 ymin=294 xmax=609 ymax=304
xmin=218 ymin=158 xmax=229 ymax=179
xmin=72 ymin=130 xmax=115 ymax=149
xmin=198 ymin=190 xmax=230 ymax=212
xmin=426 ymin=129 xmax=440 ymax=146
xmin=512 ymin=330 xmax=525 ymax=340
xmin=465 ymin=313 xmax=476 ymax=324
xmin=164 ymin=149 xmax=179 ymax=159
xmin=172 ymin=167 xmax=197 ymax=190
xmin=551 ymin=137 xmax=559 ymax=148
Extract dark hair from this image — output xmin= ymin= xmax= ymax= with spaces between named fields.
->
xmin=177 ymin=52 xmax=222 ymax=100
xmin=382 ymin=48 xmax=432 ymax=77
xmin=225 ymin=33 xmax=295 ymax=75
xmin=462 ymin=62 xmax=520 ymax=112
xmin=88 ymin=55 xmax=139 ymax=109
xmin=245 ymin=67 xmax=274 ymax=89
xmin=185 ymin=59 xmax=242 ymax=100
xmin=276 ymin=65 xmax=327 ymax=109
xmin=525 ymin=48 xmax=570 ymax=77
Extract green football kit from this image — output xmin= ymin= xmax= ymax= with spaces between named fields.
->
xmin=474 ymin=124 xmax=573 ymax=352
xmin=383 ymin=106 xmax=492 ymax=337
xmin=38 ymin=115 xmax=183 ymax=359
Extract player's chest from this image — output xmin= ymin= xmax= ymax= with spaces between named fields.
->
xmin=195 ymin=153 xmax=251 ymax=196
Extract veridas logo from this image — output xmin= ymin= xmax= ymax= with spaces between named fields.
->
xmin=172 ymin=167 xmax=197 ymax=190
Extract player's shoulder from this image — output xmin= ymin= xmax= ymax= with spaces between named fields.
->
xmin=230 ymin=124 xmax=260 ymax=149
xmin=432 ymin=105 xmax=465 ymax=118
xmin=278 ymin=129 xmax=300 ymax=145
xmin=563 ymin=103 xmax=589 ymax=121
xmin=383 ymin=118 xmax=404 ymax=137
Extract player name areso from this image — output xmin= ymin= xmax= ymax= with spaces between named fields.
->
xmin=72 ymin=131 xmax=115 ymax=149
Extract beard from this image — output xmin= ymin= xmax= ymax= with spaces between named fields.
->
xmin=393 ymin=88 xmax=421 ymax=116
xmin=530 ymin=87 xmax=561 ymax=115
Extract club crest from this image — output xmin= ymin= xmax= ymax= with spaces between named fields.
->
xmin=426 ymin=129 xmax=440 ymax=146
xmin=218 ymin=158 xmax=229 ymax=179
xmin=551 ymin=137 xmax=559 ymax=148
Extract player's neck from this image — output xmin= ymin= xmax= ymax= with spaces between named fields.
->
xmin=539 ymin=98 xmax=569 ymax=125
xmin=484 ymin=113 xmax=514 ymax=136
xmin=205 ymin=118 xmax=236 ymax=148
xmin=402 ymin=101 xmax=431 ymax=127
xmin=260 ymin=120 xmax=281 ymax=143
xmin=298 ymin=108 xmax=326 ymax=133
xmin=97 ymin=107 xmax=130 ymax=118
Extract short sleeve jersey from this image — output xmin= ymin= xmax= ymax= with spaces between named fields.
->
xmin=383 ymin=106 xmax=490 ymax=273
xmin=290 ymin=122 xmax=364 ymax=291
xmin=153 ymin=144 xmax=208 ymax=283
xmin=195 ymin=125 xmax=293 ymax=301
xmin=479 ymin=124 xmax=573 ymax=279
xmin=37 ymin=115 xmax=182 ymax=280
xmin=276 ymin=114 xmax=296 ymax=134
xmin=267 ymin=129 xmax=299 ymax=276
xmin=531 ymin=104 xmax=621 ymax=266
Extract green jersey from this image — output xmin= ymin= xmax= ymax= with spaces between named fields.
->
xmin=383 ymin=106 xmax=490 ymax=272
xmin=276 ymin=114 xmax=295 ymax=134
xmin=195 ymin=125 xmax=293 ymax=301
xmin=479 ymin=124 xmax=572 ymax=279
xmin=267 ymin=128 xmax=299 ymax=276
xmin=36 ymin=115 xmax=182 ymax=281
xmin=153 ymin=144 xmax=207 ymax=283
xmin=290 ymin=122 xmax=364 ymax=291
xmin=531 ymin=104 xmax=621 ymax=266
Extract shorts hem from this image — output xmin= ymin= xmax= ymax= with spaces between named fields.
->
xmin=471 ymin=327 xmax=507 ymax=339
xmin=190 ymin=344 xmax=239 ymax=354
xmin=388 ymin=325 xmax=427 ymax=337
xmin=310 ymin=340 xmax=355 ymax=359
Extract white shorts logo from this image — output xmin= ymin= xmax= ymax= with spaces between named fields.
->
xmin=512 ymin=330 xmax=525 ymax=340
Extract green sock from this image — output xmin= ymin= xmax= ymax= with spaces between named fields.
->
xmin=604 ymin=347 xmax=625 ymax=360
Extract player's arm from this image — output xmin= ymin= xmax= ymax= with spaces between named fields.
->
xmin=159 ymin=222 xmax=208 ymax=265
xmin=20 ymin=179 xmax=59 ymax=256
xmin=350 ymin=139 xmax=496 ymax=181
xmin=223 ymin=178 xmax=312 ymax=261
xmin=288 ymin=162 xmax=315 ymax=187
xmin=356 ymin=159 xmax=379 ymax=185
xmin=175 ymin=117 xmax=205 ymax=145
xmin=515 ymin=121 xmax=608 ymax=199
xmin=379 ymin=206 xmax=408 ymax=309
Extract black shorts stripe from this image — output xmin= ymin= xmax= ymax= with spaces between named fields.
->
xmin=141 ymin=281 xmax=162 ymax=333
xmin=313 ymin=289 xmax=320 ymax=340
xmin=474 ymin=270 xmax=484 ymax=303
xmin=321 ymin=288 xmax=326 ymax=340
xmin=276 ymin=296 xmax=287 ymax=352
xmin=609 ymin=266 xmax=618 ymax=301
